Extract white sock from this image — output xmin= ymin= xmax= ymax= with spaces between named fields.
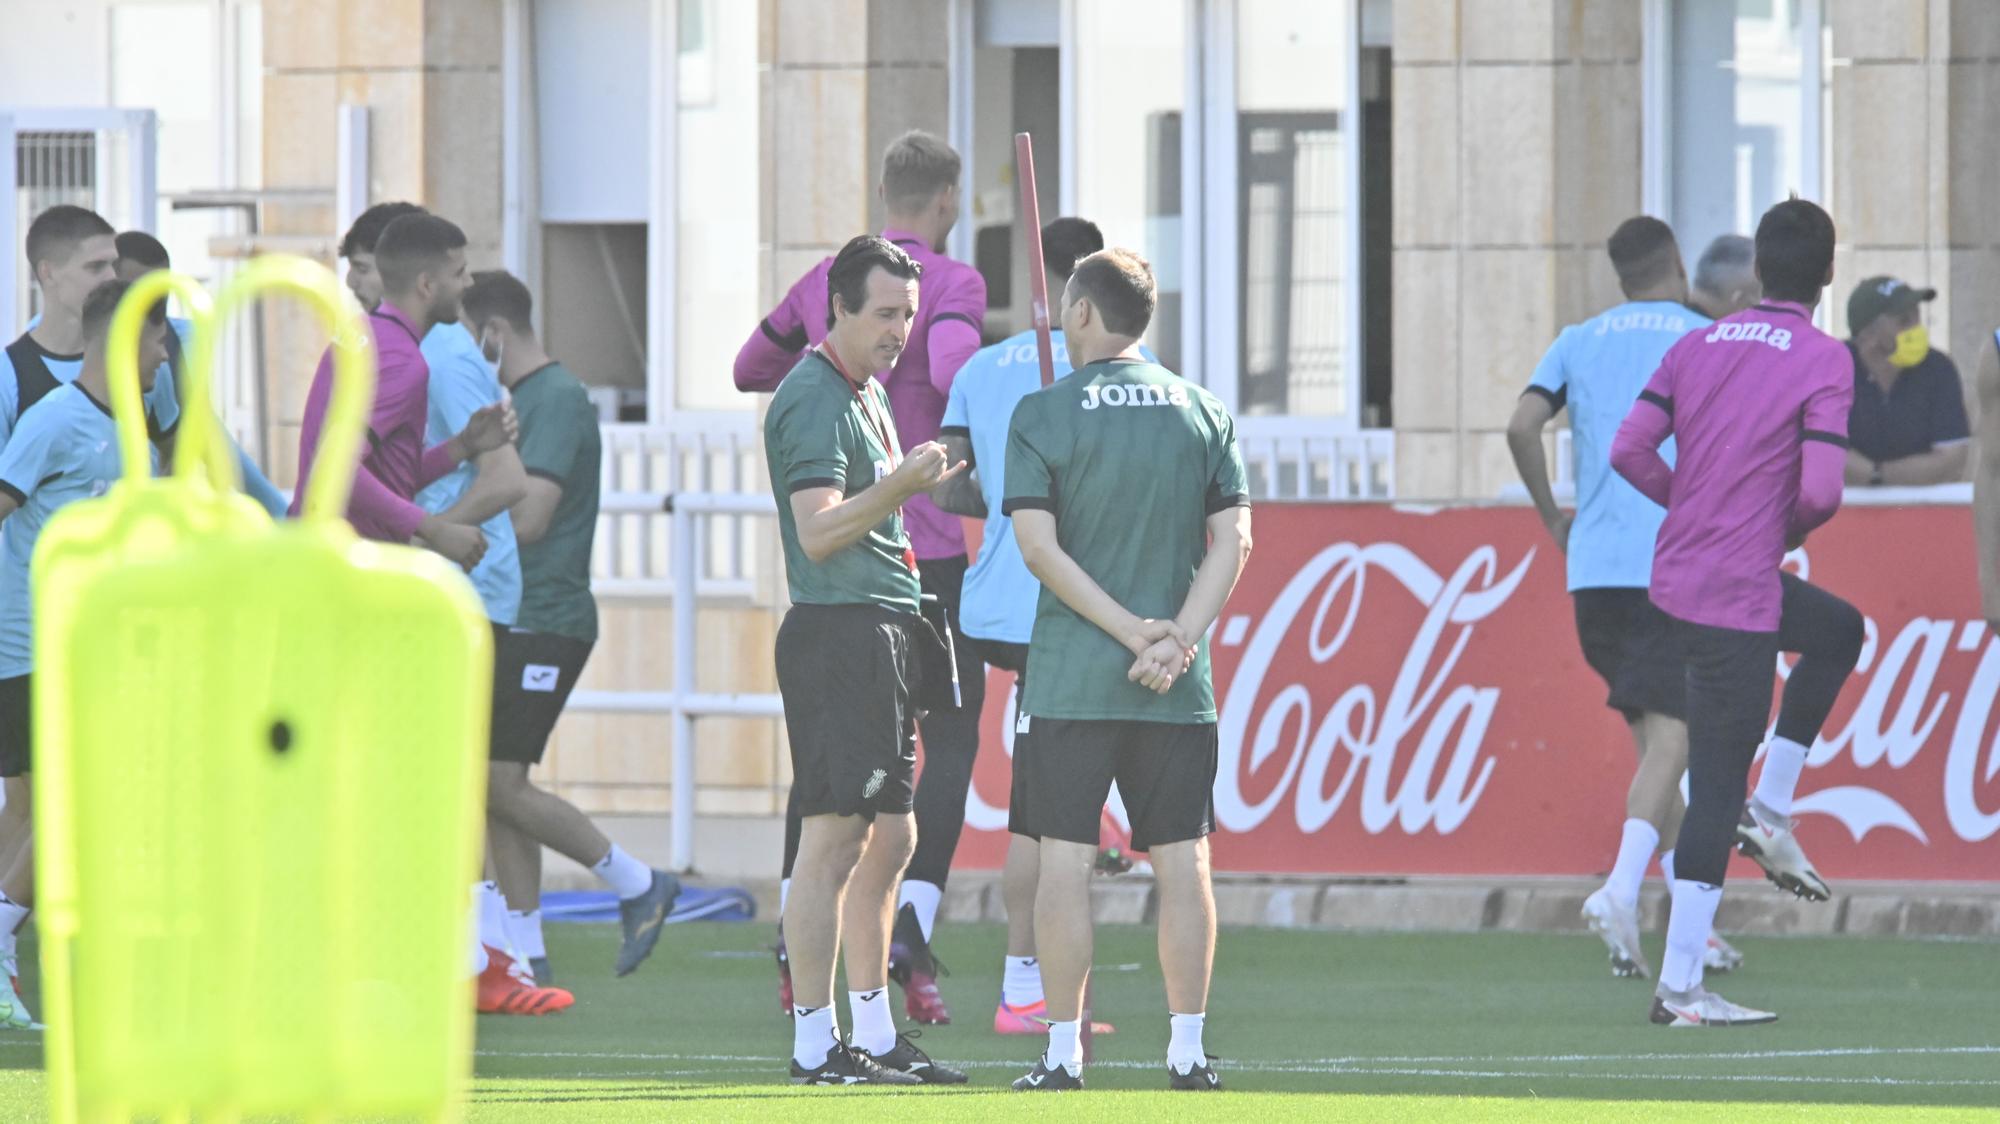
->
xmin=1605 ymin=818 xmax=1659 ymax=908
xmin=0 ymin=895 xmax=25 ymax=974
xmin=593 ymin=844 xmax=654 ymax=900
xmin=1658 ymin=849 xmax=1675 ymax=884
xmin=791 ymin=1003 xmax=836 ymax=1069
xmin=467 ymin=887 xmax=488 ymax=976
xmin=1002 ymin=955 xmax=1044 ymax=1007
xmin=1752 ymin=736 xmax=1809 ymax=819
xmin=477 ymin=881 xmax=516 ymax=960
xmin=898 ymin=880 xmax=943 ymax=943
xmin=1167 ymin=1011 xmax=1207 ymax=1071
xmin=779 ymin=877 xmax=791 ymax=917
xmin=1660 ymin=879 xmax=1723 ymax=994
xmin=507 ymin=909 xmax=546 ymax=961
xmin=1045 ymin=1018 xmax=1083 ymax=1076
xmin=848 ymin=987 xmax=897 ymax=1055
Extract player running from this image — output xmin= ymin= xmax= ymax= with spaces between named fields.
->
xmin=1004 ymin=249 xmax=1250 ymax=1091
xmin=460 ymin=269 xmax=681 ymax=982
xmin=0 ymin=279 xmax=175 ymax=1028
xmin=735 ymin=132 xmax=986 ymax=1026
xmin=766 ymin=235 xmax=968 ymax=1086
xmin=934 ymin=216 xmax=1128 ymax=1035
xmin=1507 ymin=216 xmax=1745 ymax=980
xmin=1612 ymin=199 xmax=1864 ymax=1027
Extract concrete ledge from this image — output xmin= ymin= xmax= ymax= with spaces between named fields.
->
xmin=547 ymin=818 xmax=1999 ymax=940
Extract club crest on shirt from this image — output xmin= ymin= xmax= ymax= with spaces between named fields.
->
xmin=862 ymin=768 xmax=887 ymax=799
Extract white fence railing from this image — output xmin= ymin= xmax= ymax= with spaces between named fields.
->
xmin=593 ymin=414 xmax=763 ymax=599
xmin=1236 ymin=419 xmax=1395 ymax=500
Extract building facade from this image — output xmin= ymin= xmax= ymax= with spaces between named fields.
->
xmin=4 ymin=0 xmax=1999 ymax=868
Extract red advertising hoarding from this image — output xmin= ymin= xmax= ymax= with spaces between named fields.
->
xmin=947 ymin=503 xmax=2000 ymax=881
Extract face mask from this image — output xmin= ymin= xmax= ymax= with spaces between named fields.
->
xmin=480 ymin=328 xmax=504 ymax=370
xmin=1889 ymin=324 xmax=1928 ymax=368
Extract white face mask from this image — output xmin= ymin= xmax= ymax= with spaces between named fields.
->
xmin=480 ymin=327 xmax=505 ymax=371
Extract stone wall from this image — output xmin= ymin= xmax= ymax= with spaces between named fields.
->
xmin=1389 ymin=0 xmax=1642 ymax=501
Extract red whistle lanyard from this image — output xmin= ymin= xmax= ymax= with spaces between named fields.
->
xmin=819 ymin=345 xmax=919 ymax=575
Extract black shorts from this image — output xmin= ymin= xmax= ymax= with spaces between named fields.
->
xmin=491 ymin=624 xmax=595 ymax=765
xmin=1572 ymin=588 xmax=1688 ymax=722
xmin=962 ymin=635 xmax=1029 ymax=694
xmin=776 ymin=603 xmax=921 ymax=821
xmin=1009 ymin=717 xmax=1217 ymax=851
xmin=0 ymin=675 xmax=28 ymax=778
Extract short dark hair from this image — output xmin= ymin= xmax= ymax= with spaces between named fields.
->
xmin=1606 ymin=216 xmax=1681 ymax=293
xmin=881 ymin=131 xmax=961 ymax=213
xmin=1042 ymin=218 xmax=1105 ymax=282
xmin=339 ymin=201 xmax=427 ymax=259
xmin=26 ymin=205 xmax=115 ymax=274
xmin=1067 ymin=248 xmax=1155 ymax=337
xmin=81 ymin=278 xmax=165 ymax=342
xmin=114 ymin=230 xmax=171 ymax=270
xmin=1754 ymin=198 xmax=1836 ymax=304
xmin=374 ymin=213 xmax=467 ymax=293
xmin=825 ymin=234 xmax=922 ymax=330
xmin=464 ymin=270 xmax=535 ymax=334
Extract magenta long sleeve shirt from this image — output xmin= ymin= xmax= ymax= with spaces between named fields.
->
xmin=1611 ymin=301 xmax=1854 ymax=633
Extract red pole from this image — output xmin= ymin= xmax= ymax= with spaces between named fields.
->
xmin=1015 ymin=132 xmax=1057 ymax=389
xmin=1017 ymin=129 xmax=1088 ymax=1061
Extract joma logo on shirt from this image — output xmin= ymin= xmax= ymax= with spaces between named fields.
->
xmin=1704 ymin=321 xmax=1794 ymax=352
xmin=1081 ymin=383 xmax=1191 ymax=410
xmin=1595 ymin=311 xmax=1689 ymax=336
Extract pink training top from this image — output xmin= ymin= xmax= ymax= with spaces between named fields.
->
xmin=733 ymin=228 xmax=986 ymax=561
xmin=290 ymin=300 xmax=459 ymax=542
xmin=1611 ymin=300 xmax=1853 ymax=633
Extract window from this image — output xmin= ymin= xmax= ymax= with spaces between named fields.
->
xmin=1072 ymin=0 xmax=1187 ymax=372
xmin=1657 ymin=0 xmax=1823 ymax=262
xmin=1233 ymin=0 xmax=1356 ymax=419
xmin=673 ymin=0 xmax=758 ymax=412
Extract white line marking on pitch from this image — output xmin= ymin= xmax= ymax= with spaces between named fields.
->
xmin=475 ymin=1044 xmax=2000 ymax=1067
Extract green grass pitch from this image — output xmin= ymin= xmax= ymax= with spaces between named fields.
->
xmin=0 ymin=919 xmax=1993 ymax=1120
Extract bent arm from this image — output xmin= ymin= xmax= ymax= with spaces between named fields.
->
xmin=930 ymin=433 xmax=985 ymax=517
xmin=440 ymin=444 xmax=529 ymax=526
xmin=1011 ymin=507 xmax=1157 ymax=655
xmin=1881 ymin=443 xmax=1971 ymax=486
xmin=1610 ymin=396 xmax=1675 ymax=507
xmin=792 ymin=479 xmax=912 ymax=564
xmin=1173 ymin=505 xmax=1254 ymax=642
xmin=1506 ymin=392 xmax=1564 ymax=527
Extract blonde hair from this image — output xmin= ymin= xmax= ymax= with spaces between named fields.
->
xmin=881 ymin=130 xmax=961 ymax=213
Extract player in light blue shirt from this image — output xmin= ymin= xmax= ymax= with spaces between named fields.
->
xmin=1506 ymin=216 xmax=1740 ymax=982
xmin=114 ymin=231 xmax=287 ymax=516
xmin=0 ymin=279 xmax=175 ymax=1028
xmin=417 ymin=320 xmax=524 ymax=625
xmin=934 ymin=218 xmax=1127 ymax=1031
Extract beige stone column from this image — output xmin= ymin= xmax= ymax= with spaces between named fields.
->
xmin=259 ymin=0 xmax=505 ymax=486
xmin=1390 ymin=0 xmax=1642 ymax=501
xmin=1827 ymin=0 xmax=2000 ymax=379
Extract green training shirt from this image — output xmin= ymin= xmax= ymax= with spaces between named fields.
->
xmin=764 ymin=351 xmax=922 ymax=613
xmin=512 ymin=361 xmax=603 ymax=643
xmin=1002 ymin=358 xmax=1248 ymax=723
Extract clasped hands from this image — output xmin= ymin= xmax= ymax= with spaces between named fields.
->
xmin=1125 ymin=618 xmax=1198 ymax=696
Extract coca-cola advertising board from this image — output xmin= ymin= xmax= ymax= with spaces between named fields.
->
xmin=946 ymin=504 xmax=1999 ymax=881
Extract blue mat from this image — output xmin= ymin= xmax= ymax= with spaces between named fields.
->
xmin=540 ymin=885 xmax=757 ymax=924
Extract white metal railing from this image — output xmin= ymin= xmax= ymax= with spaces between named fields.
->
xmin=1235 ymin=418 xmax=1394 ymax=500
xmin=593 ymin=414 xmax=762 ymax=598
xmin=571 ymin=491 xmax=781 ymax=871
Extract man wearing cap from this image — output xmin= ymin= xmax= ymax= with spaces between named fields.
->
xmin=1843 ymin=277 xmax=1970 ymax=488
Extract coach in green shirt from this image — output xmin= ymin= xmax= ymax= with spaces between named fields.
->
xmin=1002 ymin=248 xmax=1252 ymax=1093
xmin=764 ymin=235 xmax=967 ymax=1087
